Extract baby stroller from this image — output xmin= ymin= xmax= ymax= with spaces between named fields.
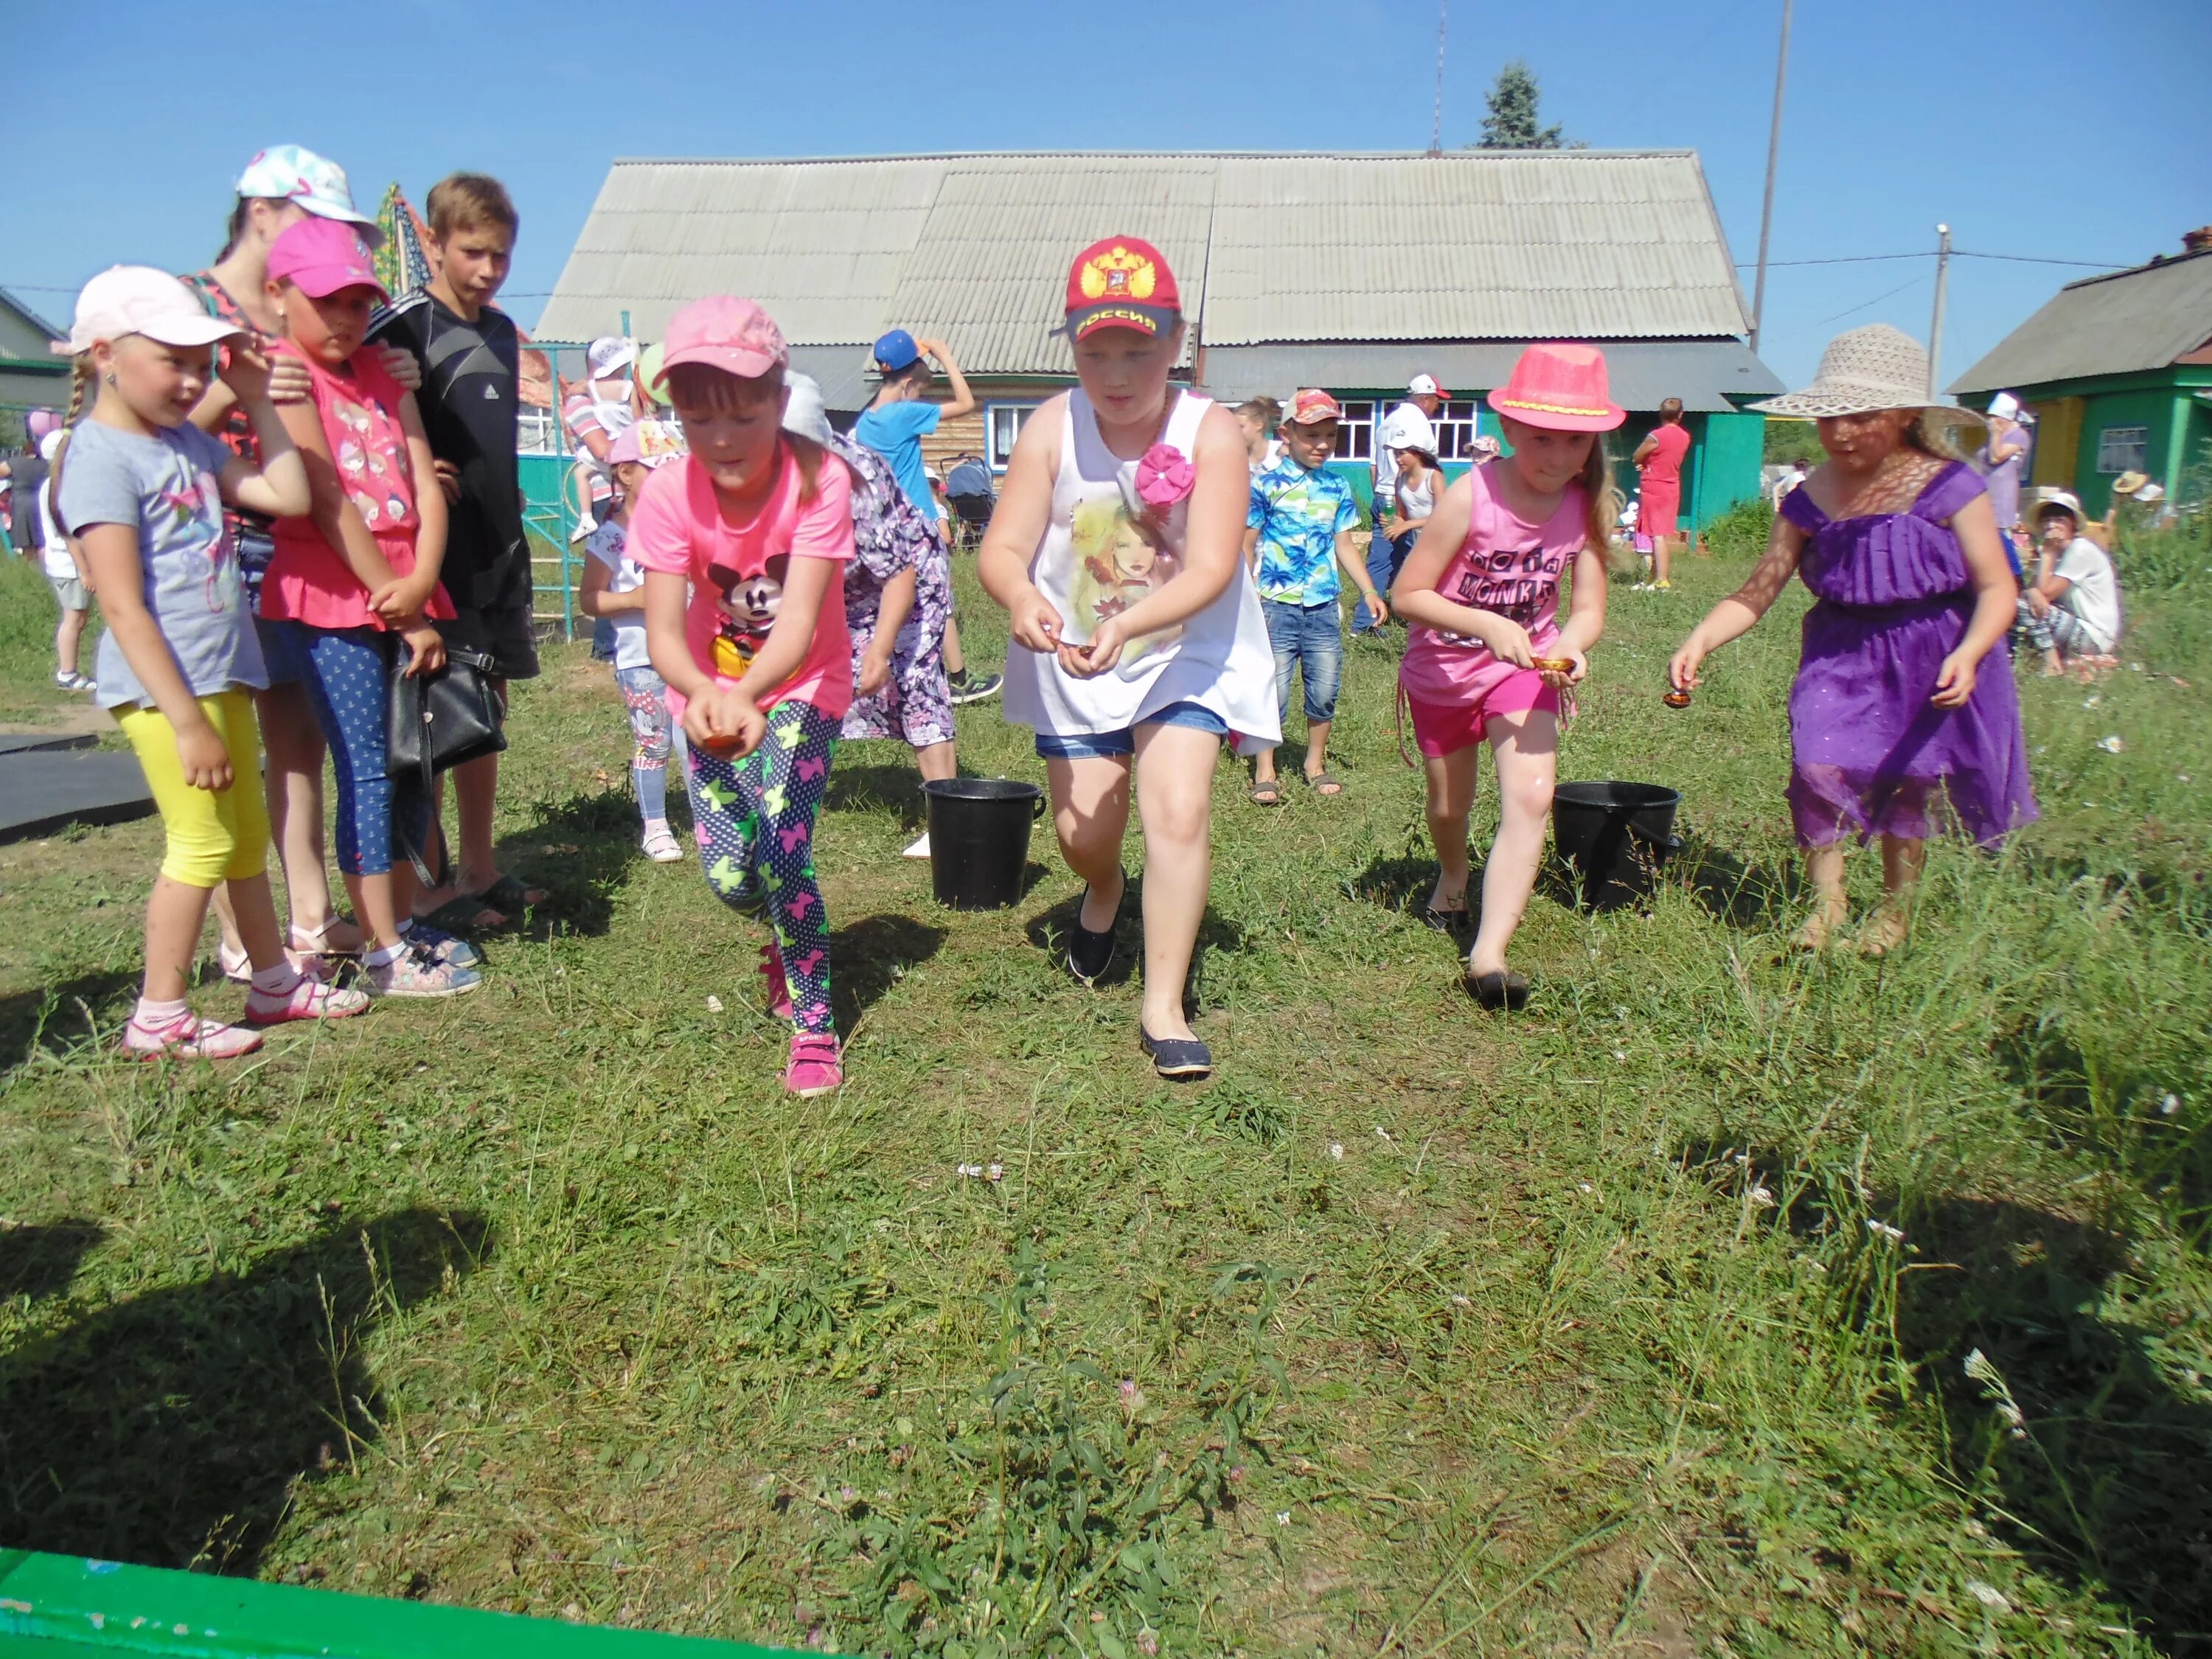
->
xmin=945 ymin=454 xmax=995 ymax=550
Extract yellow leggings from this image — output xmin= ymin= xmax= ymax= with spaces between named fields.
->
xmin=115 ymin=689 xmax=270 ymax=888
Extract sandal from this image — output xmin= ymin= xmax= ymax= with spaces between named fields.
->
xmin=1139 ymin=1027 xmax=1214 ymax=1081
xmin=1249 ymin=781 xmax=1283 ymax=807
xmin=469 ymin=873 xmax=549 ymax=915
xmin=1301 ymin=770 xmax=1344 ymax=796
xmin=641 ymin=822 xmax=684 ymax=863
xmin=1422 ymin=905 xmax=1470 ymax=935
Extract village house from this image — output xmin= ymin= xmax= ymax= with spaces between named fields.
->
xmin=538 ymin=149 xmax=1781 ymax=524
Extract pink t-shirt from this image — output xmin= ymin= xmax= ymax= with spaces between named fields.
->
xmin=627 ymin=441 xmax=855 ymax=719
xmin=1399 ymin=459 xmax=1587 ymax=704
xmin=1639 ymin=422 xmax=1691 ymax=487
xmin=262 ymin=341 xmax=453 ymax=630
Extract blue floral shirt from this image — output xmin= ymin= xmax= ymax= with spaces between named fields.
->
xmin=1248 ymin=458 xmax=1360 ymax=605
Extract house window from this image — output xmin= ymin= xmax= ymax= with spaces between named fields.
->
xmin=987 ymin=402 xmax=1037 ymax=472
xmin=2095 ymin=425 xmax=2147 ymax=474
xmin=1333 ymin=400 xmax=1374 ymax=462
xmin=1431 ymin=399 xmax=1484 ymax=460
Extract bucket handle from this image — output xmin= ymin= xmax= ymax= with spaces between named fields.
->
xmin=1032 ymin=793 xmax=1046 ymax=820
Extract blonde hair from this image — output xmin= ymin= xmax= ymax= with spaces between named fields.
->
xmin=44 ymin=354 xmax=94 ymax=522
xmin=425 ymin=173 xmax=518 ymax=240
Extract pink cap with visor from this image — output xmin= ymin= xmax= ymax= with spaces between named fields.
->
xmin=266 ymin=218 xmax=388 ymax=302
xmin=653 ymin=296 xmax=788 ymax=388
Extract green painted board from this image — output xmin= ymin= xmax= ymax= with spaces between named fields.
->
xmin=0 ymin=1551 xmax=797 ymax=1658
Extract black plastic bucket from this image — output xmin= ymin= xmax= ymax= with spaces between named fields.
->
xmin=1551 ymin=782 xmax=1683 ymax=911
xmin=923 ymin=778 xmax=1045 ymax=910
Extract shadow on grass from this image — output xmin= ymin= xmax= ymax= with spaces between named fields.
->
xmin=0 ymin=1218 xmax=103 ymax=1301
xmin=830 ymin=913 xmax=948 ymax=1031
xmin=468 ymin=787 xmax=644 ymax=940
xmin=1675 ymin=833 xmax=1798 ymax=930
xmin=825 ymin=759 xmax=929 ymax=830
xmin=0 ymin=1206 xmax=489 ymax=1573
xmin=0 ymin=968 xmax=139 ymax=1075
xmin=1900 ymin=1199 xmax=2212 ymax=1653
xmin=1023 ymin=875 xmax=1248 ymax=1009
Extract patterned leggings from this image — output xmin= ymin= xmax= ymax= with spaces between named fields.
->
xmin=615 ymin=664 xmax=684 ymax=824
xmin=290 ymin=623 xmax=429 ymax=877
xmin=685 ymin=698 xmax=839 ymax=1034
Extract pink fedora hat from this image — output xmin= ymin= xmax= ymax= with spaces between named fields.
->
xmin=1486 ymin=343 xmax=1626 ymax=433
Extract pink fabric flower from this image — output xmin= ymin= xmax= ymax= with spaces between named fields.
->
xmin=1135 ymin=443 xmax=1195 ymax=508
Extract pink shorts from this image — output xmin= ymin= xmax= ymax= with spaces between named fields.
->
xmin=1404 ymin=674 xmax=1559 ymax=758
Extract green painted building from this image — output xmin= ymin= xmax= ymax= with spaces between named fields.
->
xmin=1949 ymin=230 xmax=2212 ymax=518
xmin=0 ymin=287 xmax=70 ymax=418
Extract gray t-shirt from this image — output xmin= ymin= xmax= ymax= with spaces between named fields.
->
xmin=55 ymin=420 xmax=265 ymax=711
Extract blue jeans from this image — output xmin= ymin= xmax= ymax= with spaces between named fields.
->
xmin=1354 ymin=521 xmax=1411 ymax=633
xmin=1262 ymin=599 xmax=1343 ymax=726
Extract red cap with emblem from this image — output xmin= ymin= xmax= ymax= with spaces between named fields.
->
xmin=1061 ymin=236 xmax=1182 ymax=342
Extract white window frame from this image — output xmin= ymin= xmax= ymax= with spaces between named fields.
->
xmin=987 ymin=401 xmax=1038 ymax=473
xmin=2094 ymin=424 xmax=2147 ymax=474
xmin=1430 ymin=398 xmax=1484 ymax=461
xmin=1332 ymin=400 xmax=1375 ymax=463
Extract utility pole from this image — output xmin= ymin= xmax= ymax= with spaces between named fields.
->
xmin=1927 ymin=224 xmax=1953 ymax=398
xmin=1429 ymin=0 xmax=1448 ymax=155
xmin=1747 ymin=0 xmax=1793 ymax=355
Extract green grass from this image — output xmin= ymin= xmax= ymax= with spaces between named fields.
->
xmin=3 ymin=550 xmax=2210 ymax=1656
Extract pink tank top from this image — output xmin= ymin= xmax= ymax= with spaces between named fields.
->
xmin=1399 ymin=459 xmax=1586 ymax=703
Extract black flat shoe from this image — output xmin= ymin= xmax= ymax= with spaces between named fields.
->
xmin=1140 ymin=1027 xmax=1214 ymax=1080
xmin=1422 ymin=905 xmax=1470 ymax=935
xmin=1465 ymin=968 xmax=1530 ymax=1011
xmin=1065 ymin=870 xmax=1126 ymax=985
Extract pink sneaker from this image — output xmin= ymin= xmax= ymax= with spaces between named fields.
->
xmin=759 ymin=942 xmax=794 ymax=1021
xmin=783 ymin=1032 xmax=843 ymax=1098
xmin=244 ymin=975 xmax=372 ymax=1026
xmin=123 ymin=1011 xmax=265 ymax=1061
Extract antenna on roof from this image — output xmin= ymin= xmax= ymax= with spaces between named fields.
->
xmin=1429 ymin=0 xmax=1448 ymax=155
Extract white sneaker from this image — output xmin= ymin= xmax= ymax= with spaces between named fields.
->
xmin=902 ymin=830 xmax=932 ymax=860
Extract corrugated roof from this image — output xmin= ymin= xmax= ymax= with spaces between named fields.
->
xmin=539 ymin=150 xmax=1755 ymax=378
xmin=1949 ymin=249 xmax=2212 ymax=394
xmin=1198 ymin=341 xmax=1781 ymax=411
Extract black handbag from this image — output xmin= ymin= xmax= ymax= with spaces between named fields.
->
xmin=386 ymin=643 xmax=508 ymax=886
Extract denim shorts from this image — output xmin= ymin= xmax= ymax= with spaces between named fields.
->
xmin=1033 ymin=699 xmax=1228 ymax=760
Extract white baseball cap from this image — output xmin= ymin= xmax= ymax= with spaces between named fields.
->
xmin=780 ymin=372 xmax=833 ymax=446
xmin=1408 ymin=373 xmax=1449 ymax=397
xmin=234 ymin=145 xmax=383 ymax=246
xmin=587 ymin=335 xmax=637 ymax=380
xmin=55 ymin=267 xmax=245 ymax=356
xmin=1986 ymin=391 xmax=2022 ymax=421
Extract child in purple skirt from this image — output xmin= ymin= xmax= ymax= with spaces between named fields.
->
xmin=1669 ymin=325 xmax=2035 ymax=953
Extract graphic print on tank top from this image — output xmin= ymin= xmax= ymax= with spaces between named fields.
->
xmin=1066 ymin=483 xmax=1185 ymax=664
xmin=1433 ymin=538 xmax=1566 ymax=644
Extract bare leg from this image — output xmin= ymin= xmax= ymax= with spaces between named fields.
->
xmin=256 ymin=684 xmax=356 ymax=950
xmin=1253 ymin=742 xmax=1279 ymax=790
xmin=1046 ymin=752 xmax=1132 ymax=935
xmin=55 ymin=606 xmax=87 ymax=678
xmin=942 ymin=613 xmax=967 ymax=678
xmin=1301 ymin=717 xmax=1335 ymax=790
xmin=143 ymin=877 xmax=220 ymax=1004
xmin=1655 ymin=532 xmax=1674 ymax=586
xmin=913 ymin=740 xmax=956 ymax=784
xmin=1794 ymin=845 xmax=1850 ymax=949
xmin=1465 ymin=706 xmax=1557 ymax=978
xmin=1863 ymin=835 xmax=1926 ymax=954
xmin=1130 ymin=723 xmax=1218 ymax=1041
xmin=1422 ymin=744 xmax=1480 ymax=913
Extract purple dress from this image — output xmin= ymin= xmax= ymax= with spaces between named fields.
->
xmin=1781 ymin=461 xmax=2036 ymax=848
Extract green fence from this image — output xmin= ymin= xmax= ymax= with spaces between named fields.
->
xmin=0 ymin=1550 xmax=796 ymax=1657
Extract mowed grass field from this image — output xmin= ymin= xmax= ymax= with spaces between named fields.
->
xmin=2 ymin=523 xmax=2209 ymax=1658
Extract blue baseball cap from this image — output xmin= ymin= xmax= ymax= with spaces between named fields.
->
xmin=873 ymin=328 xmax=922 ymax=372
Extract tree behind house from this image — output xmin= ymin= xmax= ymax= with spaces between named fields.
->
xmin=1475 ymin=60 xmax=1564 ymax=150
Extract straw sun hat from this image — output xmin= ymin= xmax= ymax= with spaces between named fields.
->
xmin=1751 ymin=324 xmax=1986 ymax=437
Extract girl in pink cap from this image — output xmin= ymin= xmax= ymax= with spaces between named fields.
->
xmin=1393 ymin=342 xmax=1621 ymax=1010
xmin=628 ymin=296 xmax=855 ymax=1099
xmin=260 ymin=216 xmax=481 ymax=998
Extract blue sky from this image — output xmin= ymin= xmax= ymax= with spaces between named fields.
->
xmin=8 ymin=0 xmax=2206 ymax=390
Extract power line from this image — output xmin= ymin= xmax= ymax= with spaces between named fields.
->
xmin=1736 ymin=250 xmax=2131 ymax=270
xmin=1817 ymin=273 xmax=1927 ymax=325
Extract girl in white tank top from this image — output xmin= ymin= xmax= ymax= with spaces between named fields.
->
xmin=979 ymin=235 xmax=1278 ymax=1082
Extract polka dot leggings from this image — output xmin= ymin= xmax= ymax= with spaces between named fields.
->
xmin=288 ymin=623 xmax=429 ymax=877
xmin=685 ymin=698 xmax=838 ymax=1035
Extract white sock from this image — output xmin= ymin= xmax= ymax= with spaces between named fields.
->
xmin=249 ymin=963 xmax=303 ymax=998
xmin=365 ymin=942 xmax=406 ymax=968
xmin=134 ymin=995 xmax=189 ymax=1026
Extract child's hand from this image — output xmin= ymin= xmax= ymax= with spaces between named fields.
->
xmin=1931 ymin=650 xmax=1978 ymax=709
xmin=433 ymin=459 xmax=463 ymax=505
xmin=689 ymin=686 xmax=765 ymax=757
xmin=1361 ymin=588 xmax=1391 ymax=625
xmin=369 ymin=574 xmax=434 ymax=625
xmin=175 ymin=717 xmax=233 ymax=792
xmin=1484 ymin=618 xmax=1535 ymax=669
xmin=374 ymin=345 xmax=424 ymax=393
xmin=1067 ymin=616 xmax=1130 ymax=678
xmin=858 ymin=641 xmax=894 ymax=698
xmin=1541 ymin=644 xmax=1587 ymax=689
xmin=265 ymin=352 xmax=313 ymax=406
xmin=400 ymin=622 xmax=446 ymax=677
xmin=218 ymin=341 xmax=275 ymax=406
xmin=1668 ymin=637 xmax=1708 ymax=692
xmin=1009 ymin=588 xmax=1065 ymax=655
